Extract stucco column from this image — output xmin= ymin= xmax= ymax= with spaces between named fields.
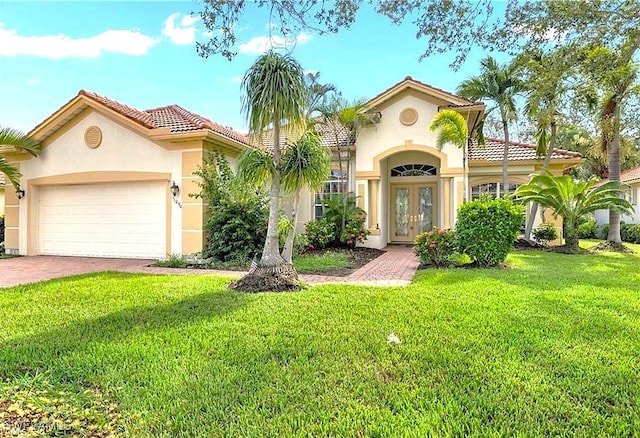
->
xmin=442 ymin=177 xmax=452 ymax=229
xmin=181 ymin=150 xmax=207 ymax=254
xmin=368 ymin=179 xmax=380 ymax=233
xmin=3 ymin=184 xmax=20 ymax=255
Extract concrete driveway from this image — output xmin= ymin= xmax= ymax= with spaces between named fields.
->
xmin=0 ymin=256 xmax=153 ymax=288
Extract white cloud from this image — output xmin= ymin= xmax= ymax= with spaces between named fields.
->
xmin=239 ymin=32 xmax=311 ymax=55
xmin=162 ymin=12 xmax=199 ymax=45
xmin=0 ymin=22 xmax=156 ymax=59
xmin=230 ymin=76 xmax=243 ymax=84
xmin=26 ymin=79 xmax=41 ymax=86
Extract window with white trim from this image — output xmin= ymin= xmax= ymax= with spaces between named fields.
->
xmin=314 ymin=170 xmax=348 ymax=218
xmin=471 ymin=182 xmax=522 ymax=200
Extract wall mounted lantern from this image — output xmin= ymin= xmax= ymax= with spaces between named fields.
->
xmin=16 ymin=189 xmax=25 ymax=200
xmin=170 ymin=181 xmax=182 ymax=208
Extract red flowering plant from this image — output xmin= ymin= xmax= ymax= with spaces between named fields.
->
xmin=340 ymin=218 xmax=370 ymax=248
xmin=414 ymin=226 xmax=456 ymax=267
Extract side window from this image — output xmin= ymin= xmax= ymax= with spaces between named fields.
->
xmin=314 ymin=170 xmax=348 ymax=219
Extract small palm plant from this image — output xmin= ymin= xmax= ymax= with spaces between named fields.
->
xmin=1 ymin=127 xmax=40 ymax=189
xmin=514 ymin=170 xmax=633 ymax=253
xmin=429 ymin=109 xmax=469 ymax=202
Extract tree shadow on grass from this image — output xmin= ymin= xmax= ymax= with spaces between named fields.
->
xmin=0 ymin=277 xmax=250 ymax=379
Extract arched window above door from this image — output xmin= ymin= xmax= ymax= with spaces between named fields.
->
xmin=390 ymin=164 xmax=437 ymax=177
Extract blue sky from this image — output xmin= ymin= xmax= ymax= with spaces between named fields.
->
xmin=0 ymin=1 xmax=509 ymax=134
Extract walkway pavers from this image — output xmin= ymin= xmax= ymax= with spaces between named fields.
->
xmin=0 ymin=245 xmax=419 ymax=288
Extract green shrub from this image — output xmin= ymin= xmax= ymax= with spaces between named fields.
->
xmin=203 ymin=197 xmax=268 ymax=263
xmin=304 ymin=218 xmax=336 ymax=250
xmin=578 ymin=217 xmax=598 ymax=239
xmin=193 ymin=151 xmax=269 ymax=263
xmin=455 ymin=195 xmax=525 ymax=267
xmin=532 ymin=222 xmax=559 ymax=246
xmin=341 ymin=218 xmax=370 ymax=248
xmin=414 ymin=227 xmax=457 ymax=267
xmin=621 ymin=222 xmax=640 ymax=244
xmin=305 ymin=192 xmax=370 ymax=249
xmin=324 ymin=193 xmax=369 ymax=247
xmin=0 ymin=215 xmax=4 ymax=244
xmin=156 ymin=254 xmax=190 ymax=268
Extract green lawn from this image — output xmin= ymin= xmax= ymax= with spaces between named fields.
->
xmin=1 ymin=244 xmax=639 ymax=436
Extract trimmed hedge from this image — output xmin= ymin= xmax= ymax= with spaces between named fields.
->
xmin=455 ymin=195 xmax=525 ymax=267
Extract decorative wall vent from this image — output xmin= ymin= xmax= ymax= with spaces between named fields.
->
xmin=399 ymin=107 xmax=418 ymax=126
xmin=84 ymin=126 xmax=102 ymax=149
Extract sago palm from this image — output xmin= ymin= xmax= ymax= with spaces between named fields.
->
xmin=457 ymin=56 xmax=525 ymax=195
xmin=240 ymin=51 xmax=306 ymax=279
xmin=514 ymin=170 xmax=633 ymax=253
xmin=0 ymin=127 xmax=40 ymax=189
xmin=429 ymin=109 xmax=469 ymax=202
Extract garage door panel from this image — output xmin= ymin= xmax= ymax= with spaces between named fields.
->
xmin=39 ymin=181 xmax=166 ymax=258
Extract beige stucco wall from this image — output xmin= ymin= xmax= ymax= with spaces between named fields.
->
xmin=17 ymin=110 xmax=184 ymax=255
xmin=0 ymin=186 xmax=4 ymax=217
xmin=356 ymin=89 xmax=464 ymax=172
xmin=595 ymin=182 xmax=640 ymax=225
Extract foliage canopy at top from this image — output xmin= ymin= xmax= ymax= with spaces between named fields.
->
xmin=196 ymin=0 xmax=640 ymax=68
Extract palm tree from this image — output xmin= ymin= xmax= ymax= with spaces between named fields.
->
xmin=583 ymin=38 xmax=639 ymax=247
xmin=318 ymin=96 xmax=379 ymax=233
xmin=514 ymin=170 xmax=633 ymax=253
xmin=519 ymin=48 xmax=572 ymax=240
xmin=0 ymin=127 xmax=40 ymax=189
xmin=304 ymin=72 xmax=336 ymax=119
xmin=238 ymin=129 xmax=330 ymax=263
xmin=280 ymin=130 xmax=330 ymax=262
xmin=239 ymin=51 xmax=306 ymax=283
xmin=457 ymin=56 xmax=525 ymax=195
xmin=429 ymin=109 xmax=469 ymax=202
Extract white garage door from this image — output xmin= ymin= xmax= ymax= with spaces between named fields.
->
xmin=39 ymin=181 xmax=166 ymax=258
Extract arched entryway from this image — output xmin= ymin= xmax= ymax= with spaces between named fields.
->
xmin=384 ymin=149 xmax=442 ymax=243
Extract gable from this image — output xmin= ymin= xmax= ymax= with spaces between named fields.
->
xmin=23 ymin=110 xmax=179 ymax=178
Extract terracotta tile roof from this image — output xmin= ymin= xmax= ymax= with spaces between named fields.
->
xmin=79 ymin=90 xmax=250 ymax=145
xmin=367 ymin=76 xmax=481 ymax=107
xmin=469 ymin=138 xmax=583 ymax=162
xmin=596 ymin=166 xmax=640 ymax=186
xmin=254 ymin=117 xmax=353 ymax=152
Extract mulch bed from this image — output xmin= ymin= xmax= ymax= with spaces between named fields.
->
xmin=300 ymin=247 xmax=385 ymax=277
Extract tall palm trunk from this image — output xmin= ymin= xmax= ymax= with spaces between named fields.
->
xmin=607 ymin=104 xmax=622 ymax=243
xmin=501 ymin=112 xmax=510 ymax=195
xmin=260 ymin=117 xmax=288 ymax=268
xmin=524 ymin=120 xmax=557 ymax=240
xmin=281 ymin=190 xmax=300 ymax=263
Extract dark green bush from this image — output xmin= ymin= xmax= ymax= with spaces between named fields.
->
xmin=305 ymin=192 xmax=369 ymax=249
xmin=621 ymin=223 xmax=640 ymax=244
xmin=532 ymin=222 xmax=559 ymax=246
xmin=455 ymin=195 xmax=525 ymax=267
xmin=414 ymin=227 xmax=456 ymax=267
xmin=0 ymin=215 xmax=4 ymax=244
xmin=578 ymin=217 xmax=598 ymax=239
xmin=193 ymin=151 xmax=269 ymax=263
xmin=341 ymin=218 xmax=370 ymax=248
xmin=304 ymin=218 xmax=336 ymax=250
xmin=203 ymin=197 xmax=268 ymax=262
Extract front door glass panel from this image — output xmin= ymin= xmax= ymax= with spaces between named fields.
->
xmin=394 ymin=187 xmax=409 ymax=237
xmin=417 ymin=187 xmax=433 ymax=234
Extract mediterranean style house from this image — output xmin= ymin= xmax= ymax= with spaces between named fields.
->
xmin=3 ymin=77 xmax=582 ymax=257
